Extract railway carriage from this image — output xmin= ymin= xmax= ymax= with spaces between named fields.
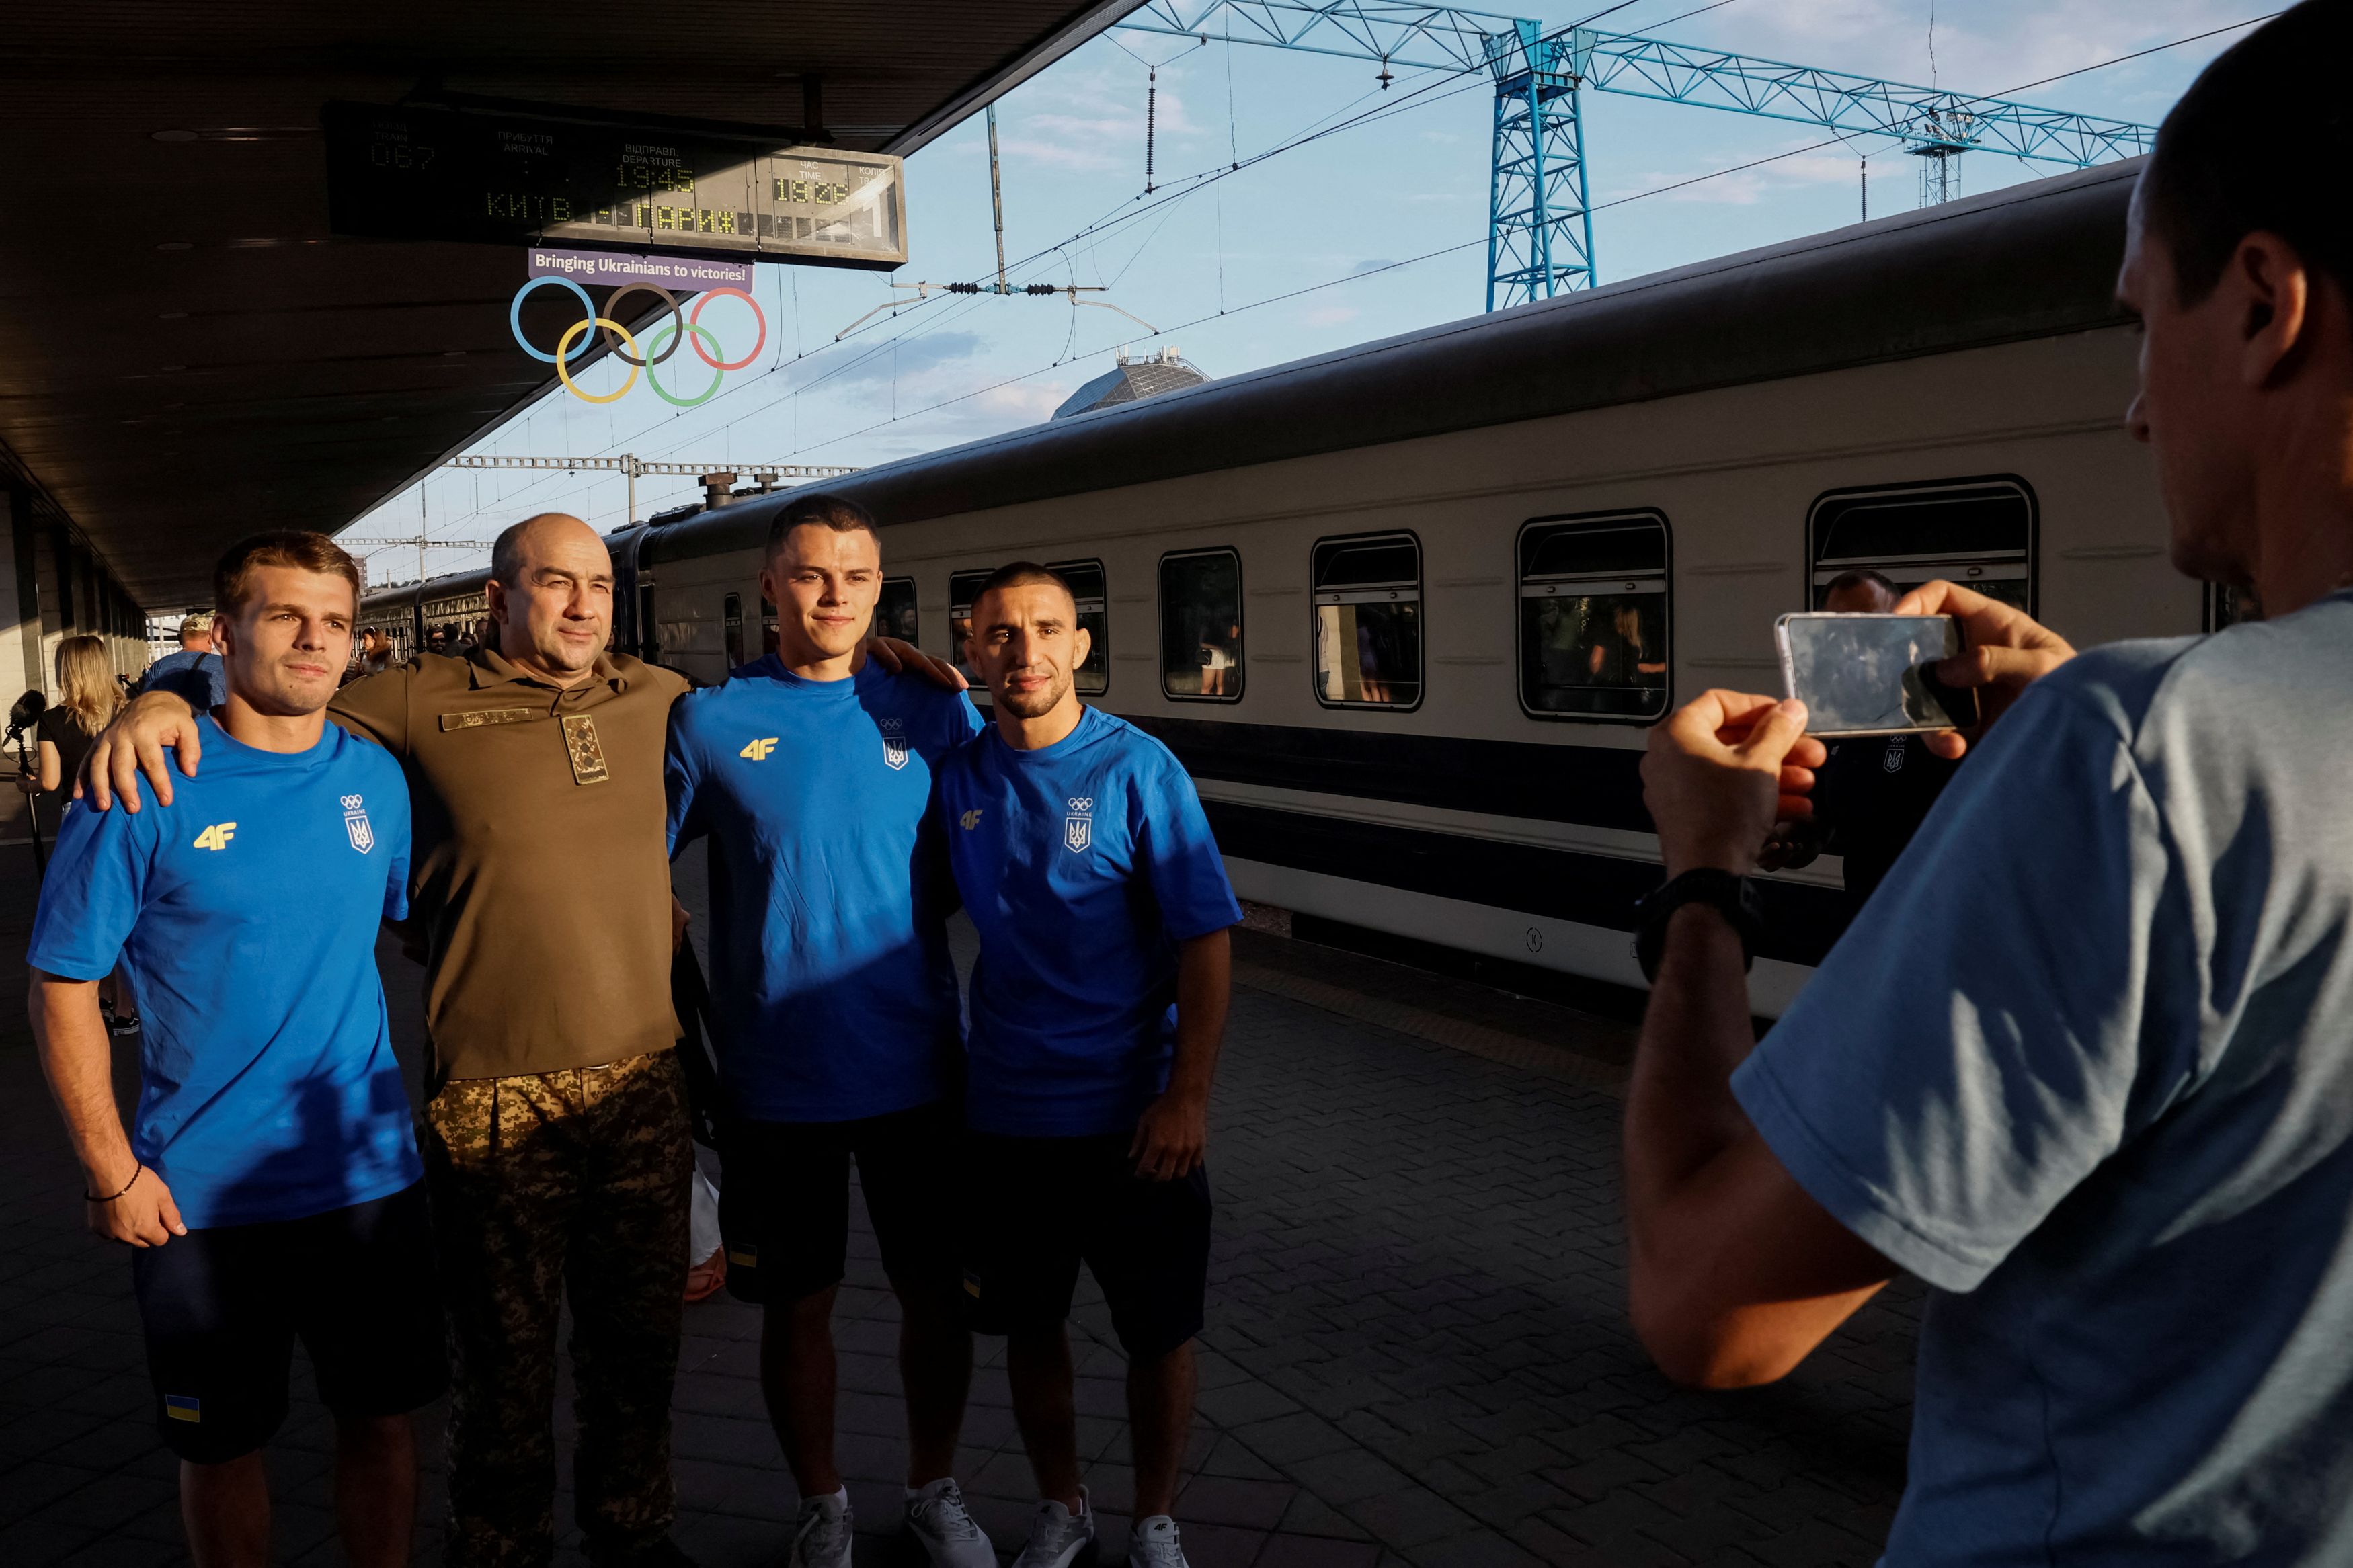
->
xmin=366 ymin=159 xmax=2200 ymax=1012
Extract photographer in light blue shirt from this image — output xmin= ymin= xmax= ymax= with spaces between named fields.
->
xmin=1624 ymin=8 xmax=2353 ymax=1563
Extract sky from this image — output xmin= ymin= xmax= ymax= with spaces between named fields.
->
xmin=343 ymin=0 xmax=2272 ymax=582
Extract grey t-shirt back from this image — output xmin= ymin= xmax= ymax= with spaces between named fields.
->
xmin=1737 ymin=589 xmax=2353 ymax=1565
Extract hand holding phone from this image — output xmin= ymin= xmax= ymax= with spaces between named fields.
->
xmin=1775 ymin=614 xmax=1982 ymax=737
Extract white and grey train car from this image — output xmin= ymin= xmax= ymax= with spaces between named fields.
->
xmin=370 ymin=159 xmax=2202 ymax=1012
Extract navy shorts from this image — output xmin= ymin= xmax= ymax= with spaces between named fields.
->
xmin=719 ymin=1100 xmax=961 ymax=1305
xmin=961 ymin=1133 xmax=1211 ymax=1362
xmin=132 ymin=1180 xmax=447 ymax=1464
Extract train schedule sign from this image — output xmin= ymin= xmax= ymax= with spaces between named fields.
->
xmin=323 ymin=101 xmax=907 ymax=270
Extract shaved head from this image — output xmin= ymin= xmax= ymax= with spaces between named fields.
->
xmin=493 ymin=512 xmax=602 ymax=587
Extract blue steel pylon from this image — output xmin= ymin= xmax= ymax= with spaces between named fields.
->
xmin=1486 ymin=21 xmax=1592 ymax=312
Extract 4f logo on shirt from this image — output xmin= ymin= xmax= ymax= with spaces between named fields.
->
xmin=959 ymin=809 xmax=984 ymax=831
xmin=879 ymin=718 xmax=909 ymax=772
xmin=1064 ymin=797 xmax=1094 ymax=854
xmin=192 ymin=823 xmax=237 ymax=852
xmin=341 ymin=794 xmax=375 ymax=855
xmin=740 ymin=737 xmax=779 ymax=761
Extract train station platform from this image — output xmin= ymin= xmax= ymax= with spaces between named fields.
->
xmin=0 ymin=830 xmax=1919 ymax=1567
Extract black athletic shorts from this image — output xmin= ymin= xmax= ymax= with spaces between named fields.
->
xmin=961 ymin=1133 xmax=1211 ymax=1362
xmin=131 ymin=1180 xmax=446 ymax=1464
xmin=719 ymin=1100 xmax=960 ymax=1305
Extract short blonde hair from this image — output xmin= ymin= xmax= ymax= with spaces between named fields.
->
xmin=180 ymin=612 xmax=214 ymax=637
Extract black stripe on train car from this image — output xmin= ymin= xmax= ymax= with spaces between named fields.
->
xmin=1199 ymin=800 xmax=1851 ymax=969
xmin=1124 ymin=715 xmax=1652 ymax=833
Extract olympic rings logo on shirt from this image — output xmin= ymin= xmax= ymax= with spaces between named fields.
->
xmin=508 ymin=276 xmax=768 ymax=407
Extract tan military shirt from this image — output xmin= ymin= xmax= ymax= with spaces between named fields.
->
xmin=328 ymin=645 xmax=690 ymax=1085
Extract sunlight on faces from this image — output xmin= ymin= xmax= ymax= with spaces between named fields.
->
xmin=760 ymin=522 xmax=881 ymax=667
xmin=489 ymin=515 xmax=613 ymax=678
xmin=2120 ymin=187 xmax=2264 ymax=591
xmin=970 ymin=581 xmax=1090 ymax=720
xmin=214 ymin=566 xmax=356 ymax=717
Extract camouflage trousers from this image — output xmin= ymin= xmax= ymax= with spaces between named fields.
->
xmin=422 ymin=1050 xmax=693 ymax=1568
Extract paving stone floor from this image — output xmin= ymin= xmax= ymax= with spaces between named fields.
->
xmin=0 ymin=840 xmax=1918 ymax=1565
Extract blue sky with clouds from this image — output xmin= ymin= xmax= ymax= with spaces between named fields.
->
xmin=347 ymin=0 xmax=2270 ymax=578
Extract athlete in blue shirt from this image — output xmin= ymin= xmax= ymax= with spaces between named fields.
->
xmin=27 ymin=531 xmax=442 ymax=1568
xmin=139 ymin=613 xmax=229 ymax=710
xmin=933 ymin=563 xmax=1240 ymax=1568
xmin=664 ymin=493 xmax=993 ymax=1568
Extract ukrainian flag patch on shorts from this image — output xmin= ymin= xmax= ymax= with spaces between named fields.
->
xmin=727 ymin=1245 xmax=758 ymax=1268
xmin=165 ymin=1395 xmax=202 ymax=1423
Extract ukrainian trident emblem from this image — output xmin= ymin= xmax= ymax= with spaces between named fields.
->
xmin=1064 ymin=796 xmax=1094 ymax=854
xmin=881 ymin=718 xmax=910 ymax=772
xmin=341 ymin=794 xmax=375 ymax=854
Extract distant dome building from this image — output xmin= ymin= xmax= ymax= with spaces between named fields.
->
xmin=1051 ymin=344 xmax=1207 ymax=419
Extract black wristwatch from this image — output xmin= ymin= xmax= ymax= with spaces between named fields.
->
xmin=1632 ymin=868 xmax=1763 ymax=983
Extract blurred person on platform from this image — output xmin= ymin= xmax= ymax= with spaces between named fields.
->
xmin=34 ymin=635 xmax=138 ymax=1032
xmin=139 ymin=612 xmax=227 ymax=711
xmin=1622 ymin=9 xmax=2353 ymax=1562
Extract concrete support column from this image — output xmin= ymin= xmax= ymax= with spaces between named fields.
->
xmin=4 ymin=487 xmax=45 ymax=700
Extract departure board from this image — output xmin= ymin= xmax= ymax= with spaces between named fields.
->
xmin=323 ymin=101 xmax=906 ymax=269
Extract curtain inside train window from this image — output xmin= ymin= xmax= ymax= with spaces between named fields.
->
xmin=947 ymin=568 xmax=994 ymax=686
xmin=877 ymin=576 xmax=920 ymax=646
xmin=1160 ymin=549 xmax=1244 ymax=702
xmin=723 ymin=593 xmax=745 ymax=669
xmin=1517 ymin=513 xmax=1671 ymax=721
xmin=1047 ymin=559 xmax=1111 ymax=695
xmin=1312 ymin=533 xmax=1421 ymax=710
xmin=1808 ymin=477 xmax=2037 ymax=613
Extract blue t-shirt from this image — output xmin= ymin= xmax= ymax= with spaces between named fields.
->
xmin=934 ymin=706 xmax=1242 ymax=1137
xmin=1734 ymin=590 xmax=2353 ymax=1565
xmin=141 ymin=648 xmax=226 ymax=710
xmin=27 ymin=715 xmax=417 ymax=1230
xmin=665 ymin=656 xmax=984 ymax=1122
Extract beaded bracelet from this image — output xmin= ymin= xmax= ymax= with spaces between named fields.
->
xmin=86 ymin=1164 xmax=145 ymax=1204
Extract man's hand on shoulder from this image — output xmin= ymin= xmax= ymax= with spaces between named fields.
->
xmin=78 ymin=691 xmax=201 ymax=814
xmin=1640 ymin=691 xmax=1825 ymax=878
xmin=1131 ymin=1089 xmax=1208 ymax=1181
xmin=864 ymin=635 xmax=968 ymax=692
xmin=1894 ymin=580 xmax=2076 ymax=760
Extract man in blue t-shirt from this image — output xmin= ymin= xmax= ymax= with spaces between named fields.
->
xmin=1622 ymin=11 xmax=2353 ymax=1563
xmin=933 ymin=563 xmax=1241 ymax=1568
xmin=665 ymin=493 xmax=993 ymax=1568
xmin=28 ymin=531 xmax=440 ymax=1568
xmin=139 ymin=610 xmax=228 ymax=710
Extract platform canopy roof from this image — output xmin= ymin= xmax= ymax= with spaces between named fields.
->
xmin=0 ymin=1 xmax=1136 ymax=608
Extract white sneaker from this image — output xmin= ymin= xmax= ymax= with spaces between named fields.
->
xmin=1127 ymin=1515 xmax=1189 ymax=1568
xmin=787 ymin=1487 xmax=854 ymax=1568
xmin=905 ymin=1477 xmax=996 ymax=1568
xmin=1010 ymin=1487 xmax=1096 ymax=1568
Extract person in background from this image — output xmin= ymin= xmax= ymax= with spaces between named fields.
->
xmin=1585 ymin=601 xmax=1666 ymax=688
xmin=1762 ymin=569 xmax=1960 ymax=909
xmin=26 ymin=530 xmax=436 ymax=1568
xmin=139 ymin=612 xmax=227 ymax=711
xmin=936 ymin=563 xmax=1241 ymax=1568
xmin=664 ymin=493 xmax=990 ymax=1568
xmin=348 ymin=626 xmax=395 ymax=682
xmin=1622 ymin=8 xmax=2353 ymax=1561
xmin=34 ymin=636 xmax=137 ymax=1032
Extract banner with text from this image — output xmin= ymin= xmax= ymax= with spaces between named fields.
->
xmin=525 ymin=249 xmax=755 ymax=292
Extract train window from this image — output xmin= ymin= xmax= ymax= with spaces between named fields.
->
xmin=948 ymin=568 xmax=994 ymax=682
xmin=1808 ymin=477 xmax=2037 ymax=612
xmin=1517 ymin=512 xmax=1671 ymax=722
xmin=760 ymin=594 xmax=779 ymax=657
xmin=723 ymin=594 xmax=745 ymax=668
xmin=2206 ymin=583 xmax=2260 ymax=632
xmin=638 ymin=585 xmax=659 ymax=660
xmin=877 ymin=576 xmax=920 ymax=645
xmin=1312 ymin=532 xmax=1421 ymax=710
xmin=1047 ymin=559 xmax=1110 ymax=695
xmin=1160 ymin=549 xmax=1244 ymax=702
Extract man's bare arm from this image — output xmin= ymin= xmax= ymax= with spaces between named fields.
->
xmin=29 ymin=974 xmax=185 ymax=1245
xmin=77 ymin=691 xmax=199 ymax=813
xmin=1131 ymin=928 xmax=1232 ymax=1181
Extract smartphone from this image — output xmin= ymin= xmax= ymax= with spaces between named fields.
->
xmin=1773 ymin=613 xmax=1981 ymax=736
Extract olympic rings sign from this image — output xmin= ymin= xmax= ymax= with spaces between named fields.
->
xmin=508 ymin=276 xmax=768 ymax=407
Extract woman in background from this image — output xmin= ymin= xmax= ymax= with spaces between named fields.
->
xmin=37 ymin=635 xmax=138 ymax=1034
